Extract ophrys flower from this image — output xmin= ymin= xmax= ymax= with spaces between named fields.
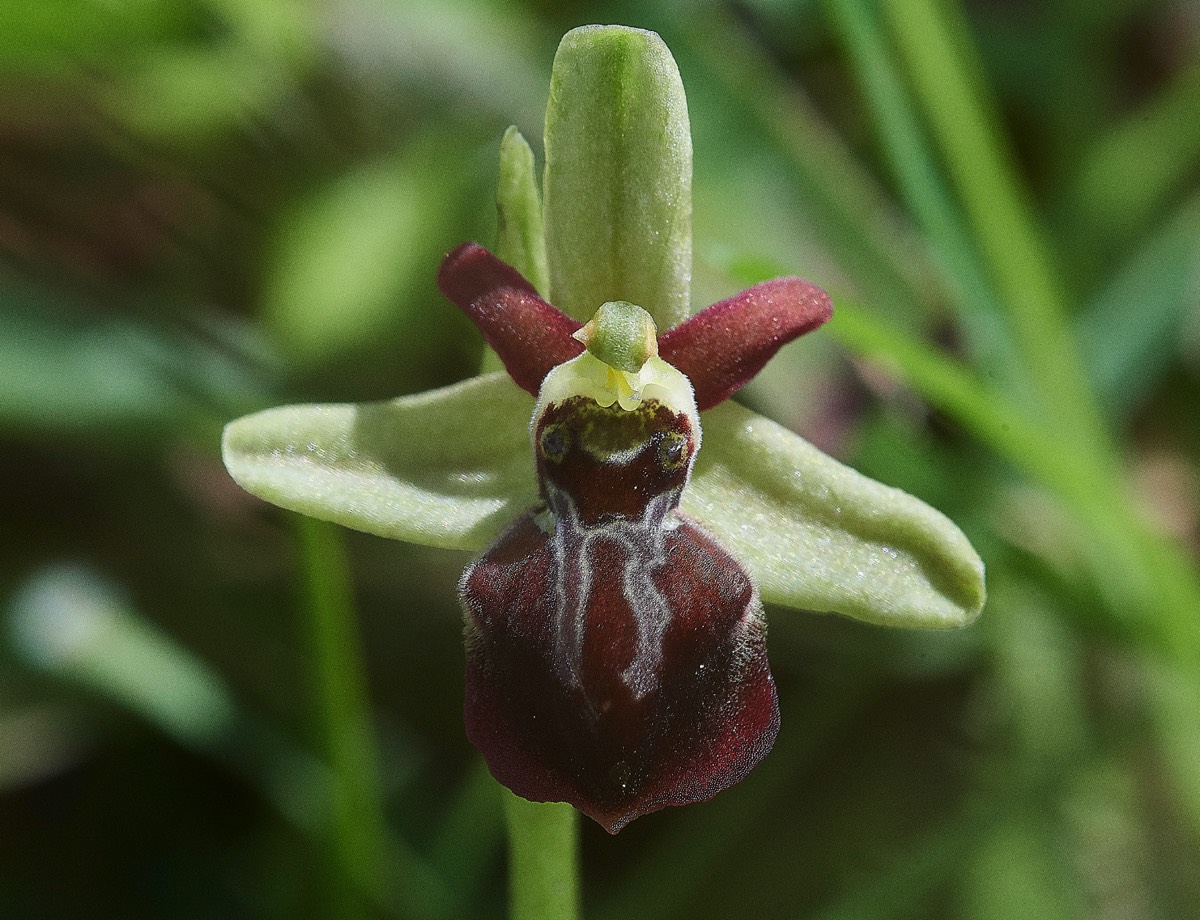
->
xmin=440 ymin=242 xmax=830 ymax=831
xmin=222 ymin=24 xmax=985 ymax=835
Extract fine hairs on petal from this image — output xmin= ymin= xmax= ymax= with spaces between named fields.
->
xmin=659 ymin=277 xmax=834 ymax=410
xmin=438 ymin=243 xmax=583 ymax=394
xmin=461 ymin=365 xmax=780 ymax=832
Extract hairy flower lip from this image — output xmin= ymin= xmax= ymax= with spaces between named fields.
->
xmin=438 ymin=243 xmax=833 ymax=409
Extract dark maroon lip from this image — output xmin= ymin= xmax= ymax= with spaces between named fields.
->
xmin=461 ymin=396 xmax=779 ymax=832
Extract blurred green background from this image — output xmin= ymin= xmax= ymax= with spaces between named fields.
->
xmin=2 ymin=0 xmax=1199 ymax=918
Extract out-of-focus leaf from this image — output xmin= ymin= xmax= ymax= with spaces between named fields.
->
xmin=323 ymin=0 xmax=547 ymax=133
xmin=222 ymin=372 xmax=537 ymax=550
xmin=685 ymin=400 xmax=986 ymax=628
xmin=428 ymin=759 xmax=505 ymax=896
xmin=544 ymin=25 xmax=693 ymax=328
xmin=822 ymin=0 xmax=1017 ymax=378
xmin=985 ymin=580 xmax=1087 ymax=766
xmin=963 ymin=814 xmax=1086 ymax=920
xmin=0 ymin=298 xmax=179 ymax=431
xmin=881 ymin=0 xmax=1112 ymax=462
xmin=824 ymin=289 xmax=1200 ymax=652
xmin=0 ymin=0 xmax=187 ymax=66
xmin=682 ymin=10 xmax=935 ymax=331
xmin=205 ymin=0 xmax=315 ymax=63
xmin=1149 ymin=660 xmax=1200 ymax=840
xmin=261 ymin=141 xmax=467 ymax=367
xmin=1076 ymin=196 xmax=1200 ymax=416
xmin=110 ymin=47 xmax=294 ymax=142
xmin=8 ymin=564 xmax=238 ymax=747
xmin=5 ymin=564 xmax=457 ymax=919
xmin=0 ymin=284 xmax=270 ymax=435
xmin=1068 ymin=57 xmax=1200 ymax=255
xmin=820 ymin=294 xmax=1105 ymax=513
xmin=1061 ymin=760 xmax=1155 ymax=920
xmin=0 ymin=706 xmax=89 ymax=792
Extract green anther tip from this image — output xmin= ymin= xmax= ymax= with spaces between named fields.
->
xmin=574 ymin=301 xmax=659 ymax=373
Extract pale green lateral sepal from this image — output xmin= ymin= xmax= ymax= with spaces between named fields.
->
xmin=682 ymin=401 xmax=986 ymax=628
xmin=543 ymin=25 xmax=693 ymax=329
xmin=221 ymin=373 xmax=537 ymax=551
xmin=496 ymin=126 xmax=549 ymax=297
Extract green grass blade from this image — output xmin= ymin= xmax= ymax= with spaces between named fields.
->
xmin=683 ymin=11 xmax=935 ymax=331
xmin=1076 ymin=194 xmax=1200 ymax=417
xmin=880 ymin=0 xmax=1113 ymax=464
xmin=822 ymin=0 xmax=1016 ymax=376
xmin=817 ymin=292 xmax=1200 ymax=659
xmin=1067 ymin=55 xmax=1200 ymax=259
xmin=295 ymin=516 xmax=389 ymax=920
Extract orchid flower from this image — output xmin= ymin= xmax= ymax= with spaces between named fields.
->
xmin=222 ymin=25 xmax=985 ymax=834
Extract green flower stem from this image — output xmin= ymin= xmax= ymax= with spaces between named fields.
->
xmin=504 ymin=792 xmax=581 ymax=920
xmin=295 ymin=514 xmax=389 ymax=919
xmin=880 ymin=0 xmax=1116 ymax=472
xmin=429 ymin=758 xmax=506 ymax=895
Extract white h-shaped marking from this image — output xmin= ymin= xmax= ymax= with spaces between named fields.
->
xmin=545 ymin=478 xmax=683 ymax=705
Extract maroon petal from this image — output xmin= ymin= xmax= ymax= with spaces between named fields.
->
xmin=659 ymin=278 xmax=833 ymax=410
xmin=438 ymin=243 xmax=583 ymax=394
xmin=460 ymin=395 xmax=779 ymax=833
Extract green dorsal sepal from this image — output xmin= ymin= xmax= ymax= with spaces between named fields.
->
xmin=574 ymin=301 xmax=659 ymax=373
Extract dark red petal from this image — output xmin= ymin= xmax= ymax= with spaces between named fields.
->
xmin=461 ymin=512 xmax=779 ymax=834
xmin=437 ymin=243 xmax=583 ymax=394
xmin=659 ymin=278 xmax=833 ymax=410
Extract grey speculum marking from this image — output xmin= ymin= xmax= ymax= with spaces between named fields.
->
xmin=534 ymin=395 xmax=697 ymax=711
